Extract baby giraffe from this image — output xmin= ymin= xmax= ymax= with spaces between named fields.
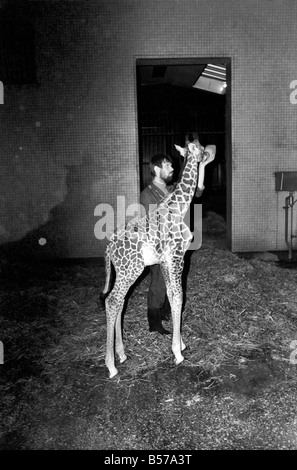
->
xmin=102 ymin=137 xmax=216 ymax=378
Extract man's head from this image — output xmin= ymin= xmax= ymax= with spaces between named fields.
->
xmin=150 ymin=154 xmax=174 ymax=184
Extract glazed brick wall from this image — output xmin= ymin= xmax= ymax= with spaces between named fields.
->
xmin=1 ymin=0 xmax=297 ymax=257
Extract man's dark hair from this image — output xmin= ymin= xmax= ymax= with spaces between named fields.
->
xmin=150 ymin=153 xmax=173 ymax=176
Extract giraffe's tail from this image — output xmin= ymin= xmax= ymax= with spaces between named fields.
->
xmin=100 ymin=245 xmax=113 ymax=307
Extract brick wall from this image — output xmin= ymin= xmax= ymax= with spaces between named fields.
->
xmin=0 ymin=0 xmax=296 ymax=258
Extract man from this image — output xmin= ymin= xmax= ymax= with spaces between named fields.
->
xmin=140 ymin=147 xmax=215 ymax=335
xmin=140 ymin=154 xmax=175 ymax=335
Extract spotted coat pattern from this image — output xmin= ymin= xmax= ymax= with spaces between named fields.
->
xmin=103 ymin=139 xmax=205 ymax=378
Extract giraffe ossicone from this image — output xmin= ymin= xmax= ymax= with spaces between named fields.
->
xmin=102 ymin=136 xmax=215 ymax=379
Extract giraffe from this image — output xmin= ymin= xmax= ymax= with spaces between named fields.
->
xmin=102 ymin=136 xmax=215 ymax=378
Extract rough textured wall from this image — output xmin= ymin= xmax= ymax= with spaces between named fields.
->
xmin=0 ymin=0 xmax=297 ymax=258
xmin=0 ymin=0 xmax=137 ymax=258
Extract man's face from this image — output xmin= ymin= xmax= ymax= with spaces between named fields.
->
xmin=159 ymin=160 xmax=174 ymax=183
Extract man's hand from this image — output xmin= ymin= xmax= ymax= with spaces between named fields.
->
xmin=200 ymin=145 xmax=216 ymax=166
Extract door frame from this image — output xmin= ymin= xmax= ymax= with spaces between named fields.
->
xmin=136 ymin=57 xmax=232 ymax=250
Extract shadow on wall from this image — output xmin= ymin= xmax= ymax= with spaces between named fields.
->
xmin=0 ymin=161 xmax=105 ymax=261
xmin=198 ymin=187 xmax=226 ymax=219
xmin=0 ymin=162 xmax=227 ymax=262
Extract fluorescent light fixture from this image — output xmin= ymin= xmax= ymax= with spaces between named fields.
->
xmin=193 ymin=76 xmax=226 ymax=95
xmin=193 ymin=64 xmax=227 ymax=94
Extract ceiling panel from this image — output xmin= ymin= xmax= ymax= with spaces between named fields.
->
xmin=138 ymin=63 xmax=227 ymax=95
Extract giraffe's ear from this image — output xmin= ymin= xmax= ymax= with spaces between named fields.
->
xmin=174 ymin=144 xmax=186 ymax=157
xmin=188 ymin=143 xmax=197 ymax=153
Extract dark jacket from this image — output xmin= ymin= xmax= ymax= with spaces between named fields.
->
xmin=140 ymin=182 xmax=204 ymax=217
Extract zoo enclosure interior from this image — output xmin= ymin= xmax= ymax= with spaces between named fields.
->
xmin=136 ymin=58 xmax=231 ymax=240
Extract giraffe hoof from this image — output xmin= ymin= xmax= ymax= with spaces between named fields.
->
xmin=119 ymin=353 xmax=127 ymax=364
xmin=175 ymin=355 xmax=184 ymax=365
xmin=109 ymin=368 xmax=119 ymax=379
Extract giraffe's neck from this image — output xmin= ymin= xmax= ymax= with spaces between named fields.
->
xmin=167 ymin=152 xmax=198 ymax=217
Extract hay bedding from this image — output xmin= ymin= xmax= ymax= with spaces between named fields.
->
xmin=2 ymin=236 xmax=297 ymax=387
xmin=120 ymin=241 xmax=297 ymax=376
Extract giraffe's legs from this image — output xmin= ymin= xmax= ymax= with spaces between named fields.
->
xmin=171 ymin=289 xmax=185 ymax=364
xmin=105 ymin=291 xmax=124 ymax=379
xmin=115 ymin=304 xmax=127 ymax=363
xmin=105 ymin=266 xmax=144 ymax=379
xmin=160 ymin=263 xmax=173 ymax=306
xmin=162 ymin=260 xmax=186 ymax=362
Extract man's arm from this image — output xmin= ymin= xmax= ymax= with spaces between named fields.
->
xmin=195 ymin=145 xmax=216 ymax=197
xmin=195 ymin=185 xmax=204 ymax=198
xmin=140 ymin=190 xmax=150 ymax=217
xmin=140 ymin=187 xmax=159 ymax=217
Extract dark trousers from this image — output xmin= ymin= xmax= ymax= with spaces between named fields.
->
xmin=147 ymin=264 xmax=171 ymax=333
xmin=148 ymin=264 xmax=171 ymax=318
xmin=148 ymin=264 xmax=167 ymax=309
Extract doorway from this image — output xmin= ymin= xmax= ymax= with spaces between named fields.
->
xmin=136 ymin=58 xmax=231 ymax=249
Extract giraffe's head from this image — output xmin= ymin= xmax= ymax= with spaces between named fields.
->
xmin=174 ymin=134 xmax=205 ymax=162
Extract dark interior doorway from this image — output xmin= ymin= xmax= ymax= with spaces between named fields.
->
xmin=136 ymin=58 xmax=231 ymax=247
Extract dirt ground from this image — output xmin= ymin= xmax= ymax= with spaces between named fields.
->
xmin=2 ymin=345 xmax=297 ymax=450
xmin=1 ymin=229 xmax=297 ymax=451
